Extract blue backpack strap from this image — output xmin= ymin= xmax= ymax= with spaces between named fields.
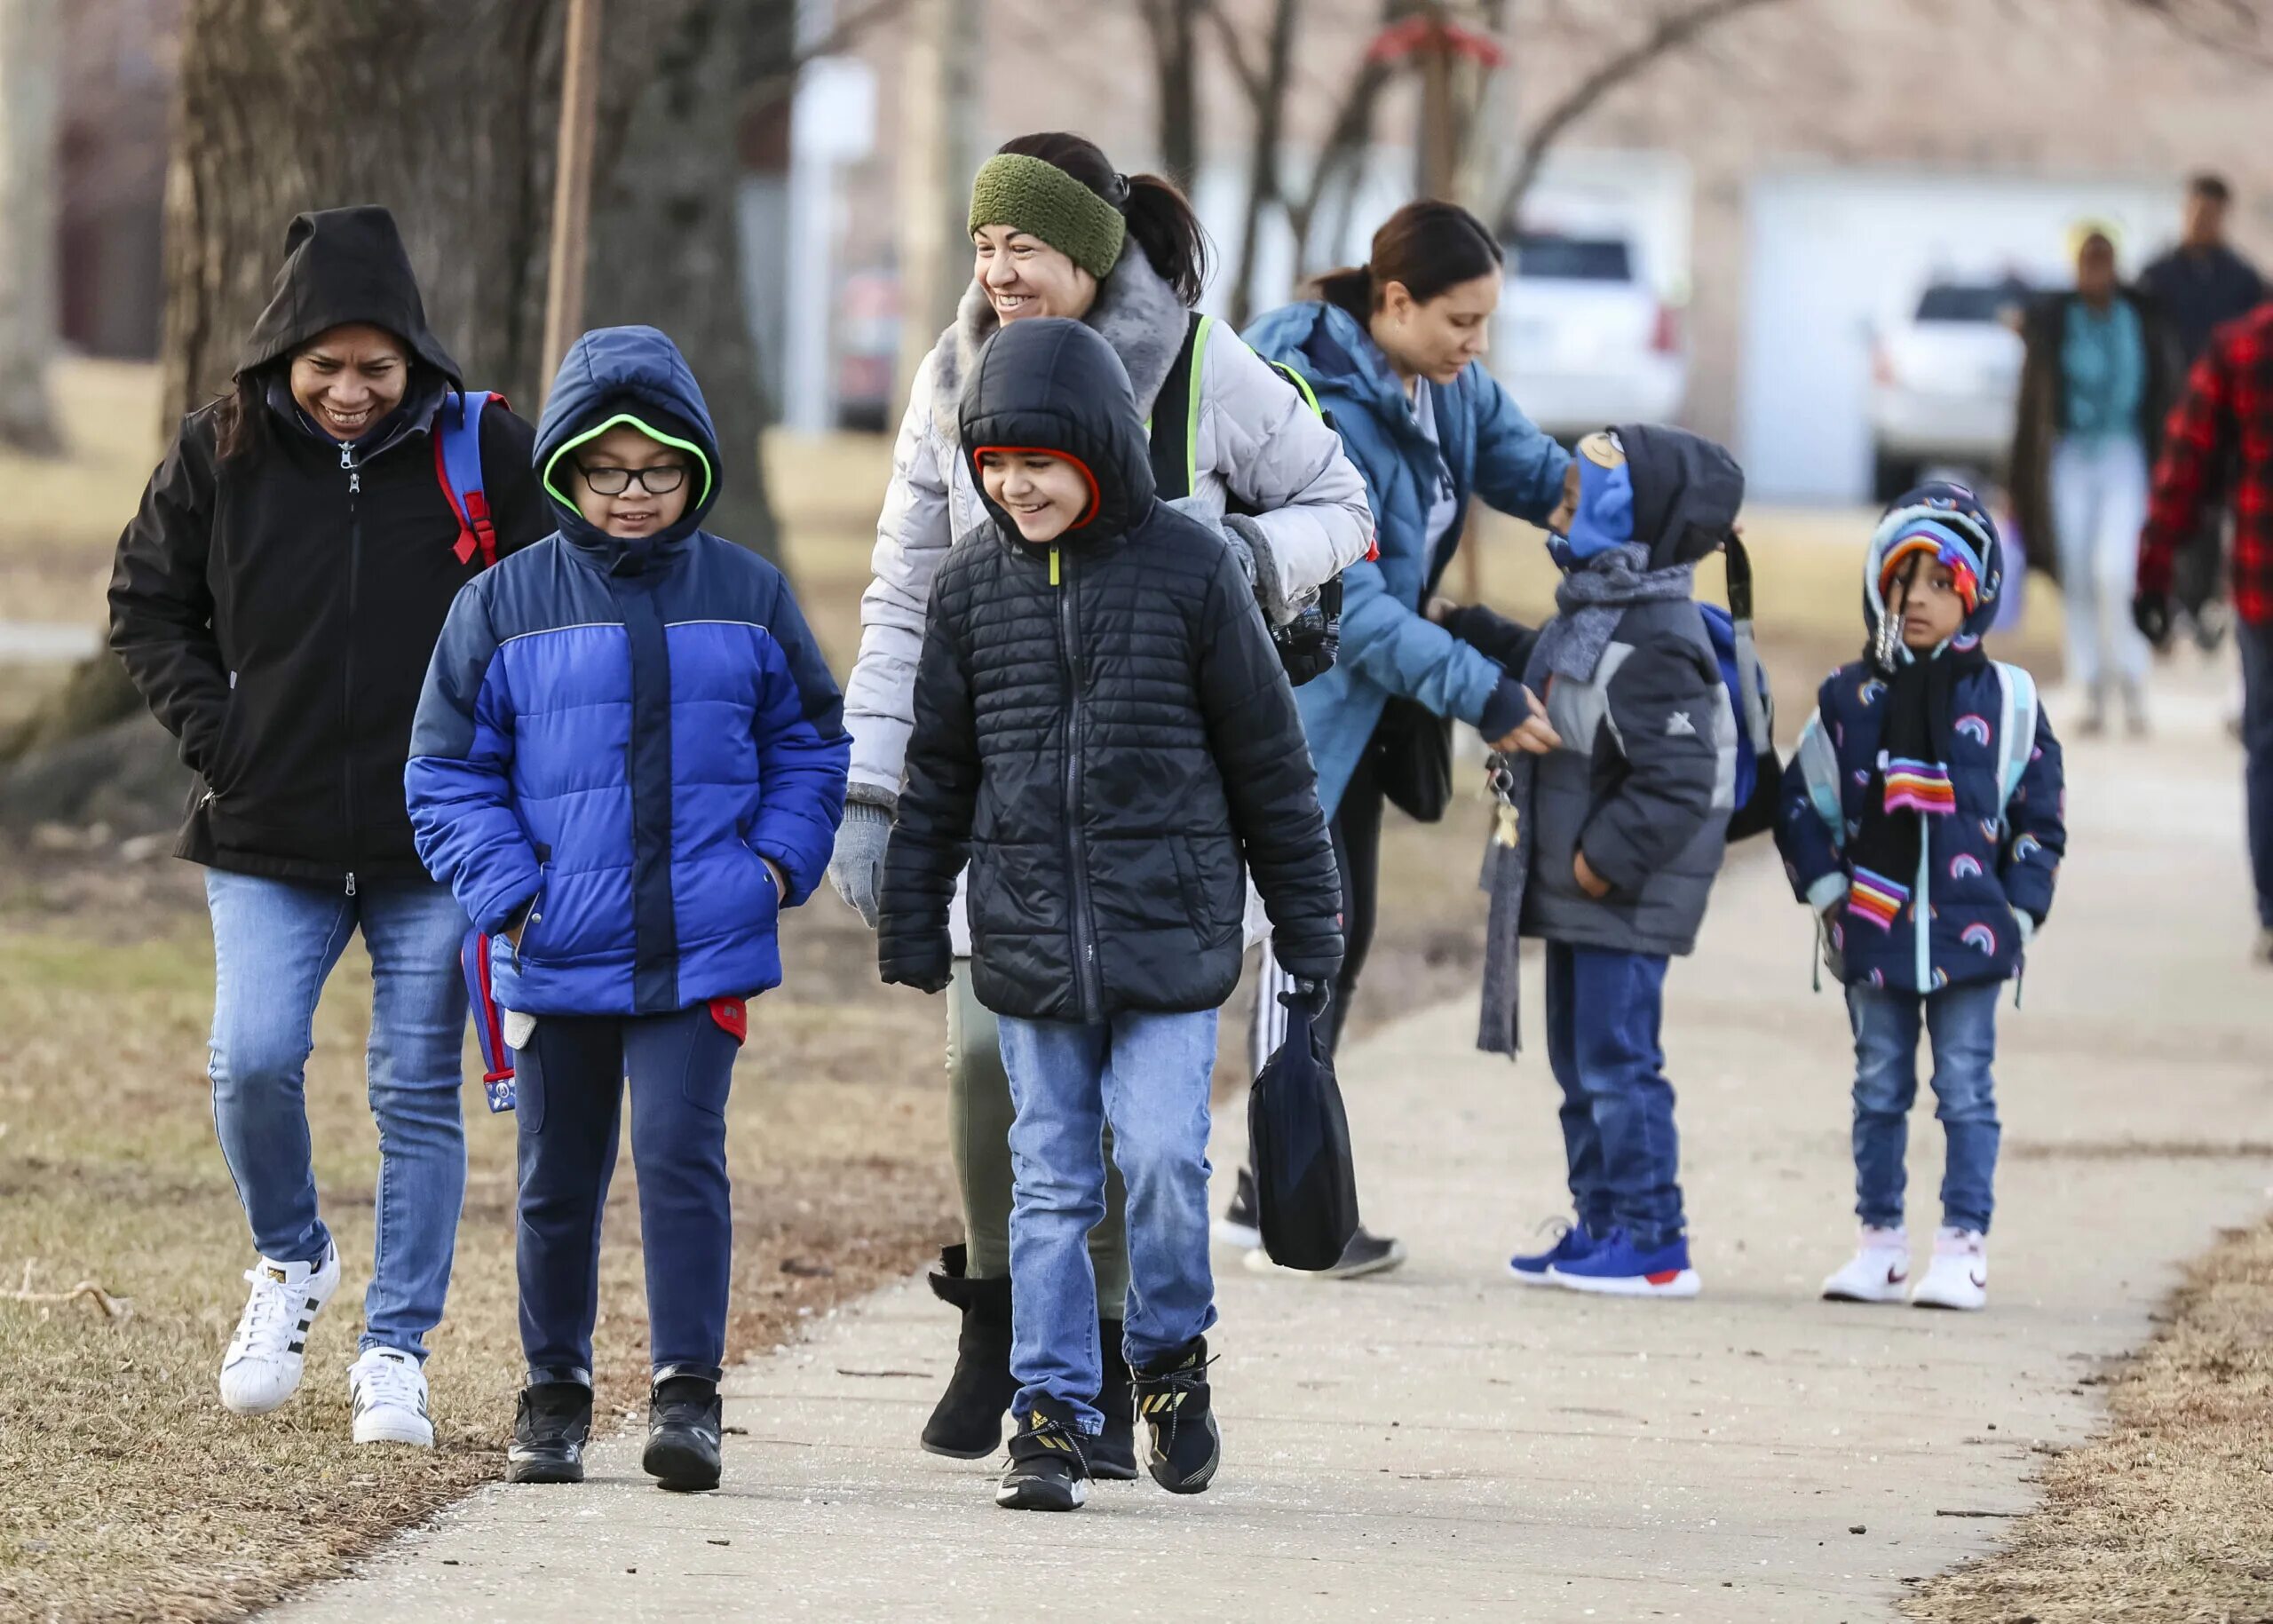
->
xmin=1794 ymin=709 xmax=1843 ymax=840
xmin=1993 ymin=661 xmax=2038 ymax=821
xmin=435 ymin=390 xmax=502 ymax=567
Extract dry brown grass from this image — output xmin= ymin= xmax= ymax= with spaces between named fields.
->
xmin=1905 ymin=1215 xmax=2273 ymax=1624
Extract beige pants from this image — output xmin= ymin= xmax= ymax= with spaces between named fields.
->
xmin=947 ymin=962 xmax=1131 ymax=1309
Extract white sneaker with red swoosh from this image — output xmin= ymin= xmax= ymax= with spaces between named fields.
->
xmin=1820 ymin=1226 xmax=1911 ymax=1303
xmin=1910 ymin=1227 xmax=1988 ymax=1311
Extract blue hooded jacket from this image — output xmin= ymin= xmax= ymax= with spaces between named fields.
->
xmin=1242 ymin=299 xmax=1571 ymax=819
xmin=406 ymin=326 xmax=850 ymax=1017
xmin=1774 ymin=486 xmax=2064 ymax=994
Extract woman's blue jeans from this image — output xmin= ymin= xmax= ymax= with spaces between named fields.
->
xmin=205 ymin=870 xmax=470 ymax=1360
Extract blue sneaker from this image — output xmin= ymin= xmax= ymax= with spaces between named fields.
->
xmin=1507 ymin=1221 xmax=1598 ymax=1286
xmin=1545 ymin=1228 xmax=1700 ymax=1298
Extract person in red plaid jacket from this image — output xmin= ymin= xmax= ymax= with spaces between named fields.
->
xmin=2137 ymin=300 xmax=2273 ymax=962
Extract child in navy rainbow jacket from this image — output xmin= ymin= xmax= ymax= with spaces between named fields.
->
xmin=1775 ymin=482 xmax=2063 ymax=1313
xmin=406 ymin=326 xmax=849 ymax=1489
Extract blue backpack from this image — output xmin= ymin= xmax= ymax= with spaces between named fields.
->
xmin=434 ymin=388 xmax=504 ymax=568
xmin=1699 ymin=535 xmax=1779 ymax=840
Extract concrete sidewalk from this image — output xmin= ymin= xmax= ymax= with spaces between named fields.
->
xmin=270 ymin=677 xmax=2273 ymax=1624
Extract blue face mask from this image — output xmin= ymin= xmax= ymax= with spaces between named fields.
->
xmin=1564 ymin=454 xmax=1636 ymax=562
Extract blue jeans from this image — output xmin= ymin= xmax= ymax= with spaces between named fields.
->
xmin=997 ymin=1008 xmax=1219 ymax=1433
xmin=1543 ymin=943 xmax=1684 ymax=1249
xmin=205 ymin=870 xmax=470 ymax=1360
xmin=2240 ymin=621 xmax=2273 ymax=928
xmin=512 ymin=1004 xmax=741 ymax=1381
xmin=1847 ymin=981 xmax=2001 ymax=1234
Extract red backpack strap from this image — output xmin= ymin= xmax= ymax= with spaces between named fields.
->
xmin=435 ymin=390 xmax=505 ymax=567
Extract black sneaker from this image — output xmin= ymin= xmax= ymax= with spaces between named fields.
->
xmin=506 ymin=1379 xmax=592 ymax=1485
xmin=1091 ymin=1323 xmax=1138 ymax=1481
xmin=996 ymin=1406 xmax=1090 ymax=1511
xmin=643 ymin=1374 xmax=723 ymax=1493
xmin=1131 ymin=1336 xmax=1221 ymax=1494
xmin=1213 ymin=1166 xmax=1263 ymax=1251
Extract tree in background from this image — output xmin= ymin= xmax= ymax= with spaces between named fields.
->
xmin=3 ymin=0 xmax=836 ymax=795
xmin=0 ymin=0 xmax=61 ymax=454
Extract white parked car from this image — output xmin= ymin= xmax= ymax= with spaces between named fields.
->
xmin=1869 ymin=276 xmax=2032 ymax=501
xmin=1493 ymin=233 xmax=1686 ymax=440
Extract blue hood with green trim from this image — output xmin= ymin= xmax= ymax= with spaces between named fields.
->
xmin=535 ymin=325 xmax=722 ymax=566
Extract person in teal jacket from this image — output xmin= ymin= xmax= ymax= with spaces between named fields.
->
xmin=1232 ymin=200 xmax=1572 ymax=1278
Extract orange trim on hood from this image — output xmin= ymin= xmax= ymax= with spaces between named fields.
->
xmin=970 ymin=445 xmax=1102 ymax=530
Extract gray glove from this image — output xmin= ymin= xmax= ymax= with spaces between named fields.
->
xmin=828 ymin=799 xmax=893 ymax=929
xmin=1166 ymin=497 xmax=1295 ymax=625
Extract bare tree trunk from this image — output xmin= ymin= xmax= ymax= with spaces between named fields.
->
xmin=1142 ymin=0 xmax=1200 ymax=185
xmin=0 ymin=0 xmax=61 ymax=453
xmin=6 ymin=0 xmax=810 ymax=776
xmin=1214 ymin=0 xmax=1299 ymax=326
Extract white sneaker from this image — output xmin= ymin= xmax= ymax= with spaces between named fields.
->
xmin=348 ymin=1346 xmax=435 ymax=1446
xmin=1910 ymin=1227 xmax=1988 ymax=1311
xmin=218 ymin=1246 xmax=341 ymax=1414
xmin=1820 ymin=1225 xmax=1912 ymax=1303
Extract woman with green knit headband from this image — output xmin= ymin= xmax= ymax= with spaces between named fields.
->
xmin=829 ymin=131 xmax=1375 ymax=1481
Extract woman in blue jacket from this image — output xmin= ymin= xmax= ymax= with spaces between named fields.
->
xmin=406 ymin=326 xmax=850 ymax=1491
xmin=1237 ymin=201 xmax=1572 ymax=1274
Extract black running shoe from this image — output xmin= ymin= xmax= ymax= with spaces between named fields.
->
xmin=506 ymin=1379 xmax=592 ymax=1485
xmin=643 ymin=1374 xmax=723 ymax=1493
xmin=995 ymin=1406 xmax=1089 ymax=1512
xmin=1213 ymin=1167 xmax=1263 ymax=1251
xmin=1131 ymin=1336 xmax=1221 ymax=1494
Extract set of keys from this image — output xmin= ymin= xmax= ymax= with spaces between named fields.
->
xmin=1486 ymin=754 xmax=1522 ymax=850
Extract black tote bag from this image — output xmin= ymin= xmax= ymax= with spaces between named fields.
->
xmin=1372 ymin=698 xmax=1455 ymax=823
xmin=1247 ymin=1000 xmax=1360 ymax=1271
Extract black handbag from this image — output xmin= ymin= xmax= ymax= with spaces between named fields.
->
xmin=1247 ymin=998 xmax=1360 ymax=1271
xmin=1373 ymin=698 xmax=1455 ymax=823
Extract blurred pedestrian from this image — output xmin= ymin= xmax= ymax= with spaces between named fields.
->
xmin=875 ymin=318 xmax=1342 ymax=1511
xmin=408 ymin=326 xmax=850 ymax=1491
xmin=828 ymin=130 xmax=1372 ymax=1477
xmin=1237 ymin=201 xmax=1574 ymax=1271
xmin=2135 ymin=303 xmax=2273 ymax=963
xmin=107 ymin=206 xmax=550 ymax=1445
xmin=2011 ymin=227 xmax=2181 ymax=734
xmin=2140 ymin=173 xmax=2266 ymax=647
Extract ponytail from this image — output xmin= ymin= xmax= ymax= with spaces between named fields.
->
xmin=1307 ymin=199 xmax=1503 ymax=319
xmin=993 ymin=131 xmax=1212 ymax=305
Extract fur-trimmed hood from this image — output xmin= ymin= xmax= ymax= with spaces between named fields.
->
xmin=922 ymin=238 xmax=1188 ymax=449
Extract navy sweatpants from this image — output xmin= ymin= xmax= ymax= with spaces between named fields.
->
xmin=513 ymin=1002 xmax=743 ymax=1382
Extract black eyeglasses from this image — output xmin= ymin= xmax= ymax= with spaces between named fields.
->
xmin=576 ymin=462 xmax=688 ymax=496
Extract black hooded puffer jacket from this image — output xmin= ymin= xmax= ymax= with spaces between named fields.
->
xmin=1520 ymin=424 xmax=1745 ymax=957
xmin=878 ymin=319 xmax=1342 ymax=1021
xmin=108 ymin=206 xmax=550 ymax=889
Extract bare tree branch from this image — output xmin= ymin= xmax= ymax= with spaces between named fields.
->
xmin=1200 ymin=0 xmax=1266 ymax=104
xmin=1489 ymin=0 xmax=1784 ymax=237
xmin=737 ymin=0 xmax=909 ymax=118
xmin=2116 ymin=0 xmax=2273 ymax=64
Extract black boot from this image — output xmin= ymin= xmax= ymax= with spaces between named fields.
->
xmin=643 ymin=1371 xmax=723 ymax=1492
xmin=1132 ymin=1336 xmax=1221 ymax=1494
xmin=995 ymin=1402 xmax=1089 ymax=1512
xmin=921 ymin=1244 xmax=1019 ymax=1460
xmin=507 ymin=1374 xmax=593 ymax=1485
xmin=1089 ymin=1319 xmax=1138 ymax=1480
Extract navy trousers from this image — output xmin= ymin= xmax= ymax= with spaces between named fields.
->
xmin=513 ymin=1002 xmax=742 ymax=1382
xmin=1542 ymin=943 xmax=1687 ymax=1250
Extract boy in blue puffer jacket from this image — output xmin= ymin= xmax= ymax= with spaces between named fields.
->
xmin=1776 ymin=483 xmax=2063 ymax=1313
xmin=406 ymin=326 xmax=850 ymax=1490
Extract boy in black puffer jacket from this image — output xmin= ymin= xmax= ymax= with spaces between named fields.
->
xmin=879 ymin=318 xmax=1342 ymax=1513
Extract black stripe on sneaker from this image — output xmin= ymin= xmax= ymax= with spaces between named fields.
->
xmin=288 ymin=1340 xmax=305 ymax=1353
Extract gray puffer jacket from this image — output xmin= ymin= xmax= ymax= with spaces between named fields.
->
xmin=1514 ymin=427 xmax=1743 ymax=958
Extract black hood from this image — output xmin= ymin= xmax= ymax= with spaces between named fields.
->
xmin=238 ymin=206 xmax=460 ymax=383
xmin=1618 ymin=423 xmax=1744 ymax=570
xmin=956 ymin=318 xmax=1155 ymax=544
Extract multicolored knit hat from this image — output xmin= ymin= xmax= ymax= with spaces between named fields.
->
xmin=968 ymin=153 xmax=1128 ymax=282
xmin=1877 ymin=518 xmax=1984 ymax=614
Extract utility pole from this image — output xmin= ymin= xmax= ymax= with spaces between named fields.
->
xmin=895 ymin=0 xmax=984 ymax=408
xmin=542 ymin=0 xmax=603 ymax=398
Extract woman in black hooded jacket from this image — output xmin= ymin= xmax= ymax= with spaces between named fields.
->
xmin=107 ymin=206 xmax=549 ymax=1445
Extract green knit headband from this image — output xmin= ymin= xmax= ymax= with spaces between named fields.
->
xmin=968 ymin=154 xmax=1127 ymax=282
